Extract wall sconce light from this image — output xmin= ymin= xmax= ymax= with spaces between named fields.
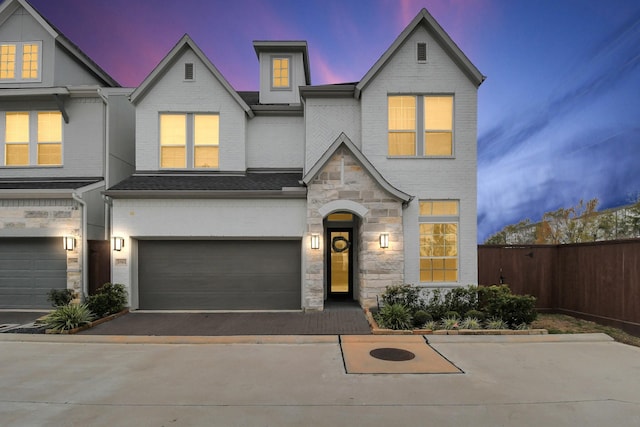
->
xmin=63 ymin=236 xmax=75 ymax=251
xmin=311 ymin=234 xmax=320 ymax=250
xmin=379 ymin=233 xmax=389 ymax=249
xmin=113 ymin=237 xmax=125 ymax=251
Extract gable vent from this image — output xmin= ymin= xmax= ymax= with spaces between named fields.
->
xmin=184 ymin=63 xmax=194 ymax=80
xmin=417 ymin=43 xmax=427 ymax=63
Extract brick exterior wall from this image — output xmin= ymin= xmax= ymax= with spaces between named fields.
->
xmin=0 ymin=199 xmax=83 ymax=293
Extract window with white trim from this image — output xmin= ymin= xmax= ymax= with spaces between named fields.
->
xmin=0 ymin=41 xmax=42 ymax=81
xmin=3 ymin=111 xmax=62 ymax=166
xmin=388 ymin=95 xmax=453 ymax=157
xmin=160 ymin=113 xmax=219 ymax=169
xmin=271 ymin=56 xmax=290 ymax=89
xmin=419 ymin=200 xmax=459 ymax=282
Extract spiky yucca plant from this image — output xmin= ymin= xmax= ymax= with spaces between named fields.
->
xmin=460 ymin=317 xmax=482 ymax=330
xmin=376 ymin=303 xmax=413 ymax=330
xmin=485 ymin=317 xmax=508 ymax=330
xmin=45 ymin=303 xmax=95 ymax=332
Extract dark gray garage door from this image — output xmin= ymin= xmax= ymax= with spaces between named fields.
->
xmin=0 ymin=238 xmax=67 ymax=309
xmin=138 ymin=240 xmax=301 ymax=310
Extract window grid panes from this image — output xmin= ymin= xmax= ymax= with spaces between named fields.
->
xmin=273 ymin=57 xmax=290 ymax=88
xmin=21 ymin=43 xmax=39 ymax=79
xmin=0 ymin=44 xmax=16 ymax=79
xmin=419 ymin=200 xmax=459 ymax=283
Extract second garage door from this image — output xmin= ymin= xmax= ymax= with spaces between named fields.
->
xmin=0 ymin=238 xmax=67 ymax=309
xmin=138 ymin=240 xmax=301 ymax=310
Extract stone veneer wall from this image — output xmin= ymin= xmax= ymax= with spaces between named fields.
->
xmin=305 ymin=147 xmax=405 ymax=309
xmin=0 ymin=199 xmax=83 ymax=294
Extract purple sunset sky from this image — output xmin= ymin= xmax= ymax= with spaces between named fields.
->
xmin=24 ymin=0 xmax=640 ymax=241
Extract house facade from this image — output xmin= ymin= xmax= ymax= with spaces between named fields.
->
xmin=0 ymin=0 xmax=134 ymax=308
xmin=107 ymin=8 xmax=484 ymax=311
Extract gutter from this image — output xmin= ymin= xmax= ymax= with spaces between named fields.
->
xmin=71 ymin=192 xmax=88 ymax=301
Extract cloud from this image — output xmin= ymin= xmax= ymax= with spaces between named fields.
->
xmin=477 ymin=9 xmax=640 ymax=241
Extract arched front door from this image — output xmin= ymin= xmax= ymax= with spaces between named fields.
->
xmin=325 ymin=212 xmax=355 ymax=300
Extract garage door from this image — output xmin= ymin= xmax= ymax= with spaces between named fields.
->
xmin=0 ymin=238 xmax=67 ymax=309
xmin=138 ymin=240 xmax=301 ymax=310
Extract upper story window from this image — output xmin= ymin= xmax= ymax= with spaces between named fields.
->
xmin=272 ymin=56 xmax=290 ymax=89
xmin=0 ymin=41 xmax=42 ymax=82
xmin=3 ymin=111 xmax=62 ymax=166
xmin=388 ymin=95 xmax=453 ymax=157
xmin=419 ymin=200 xmax=459 ymax=283
xmin=160 ymin=113 xmax=219 ymax=169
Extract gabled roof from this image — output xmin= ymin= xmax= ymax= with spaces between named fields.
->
xmin=130 ymin=34 xmax=253 ymax=117
xmin=355 ymin=8 xmax=485 ymax=98
xmin=0 ymin=0 xmax=119 ymax=87
xmin=303 ymin=133 xmax=412 ymax=203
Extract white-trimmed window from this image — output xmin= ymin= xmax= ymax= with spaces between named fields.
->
xmin=0 ymin=41 xmax=42 ymax=81
xmin=160 ymin=113 xmax=219 ymax=169
xmin=419 ymin=200 xmax=459 ymax=282
xmin=272 ymin=56 xmax=290 ymax=89
xmin=388 ymin=95 xmax=453 ymax=157
xmin=3 ymin=111 xmax=62 ymax=166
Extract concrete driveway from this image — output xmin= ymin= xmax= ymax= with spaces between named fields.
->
xmin=0 ymin=333 xmax=638 ymax=426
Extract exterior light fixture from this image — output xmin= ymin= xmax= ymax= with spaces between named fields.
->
xmin=113 ymin=237 xmax=125 ymax=251
xmin=311 ymin=234 xmax=320 ymax=250
xmin=379 ymin=233 xmax=389 ymax=249
xmin=63 ymin=236 xmax=75 ymax=251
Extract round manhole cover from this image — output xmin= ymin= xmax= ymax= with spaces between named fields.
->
xmin=369 ymin=347 xmax=416 ymax=361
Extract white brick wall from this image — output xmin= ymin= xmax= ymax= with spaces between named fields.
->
xmin=359 ymin=27 xmax=478 ymax=286
xmin=111 ymin=198 xmax=307 ymax=307
xmin=247 ymin=116 xmax=304 ymax=168
xmin=304 ymin=98 xmax=361 ymax=171
xmin=135 ymin=49 xmax=247 ymax=171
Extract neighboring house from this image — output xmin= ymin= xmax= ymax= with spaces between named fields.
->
xmin=107 ymin=8 xmax=484 ymax=311
xmin=0 ymin=0 xmax=134 ymax=308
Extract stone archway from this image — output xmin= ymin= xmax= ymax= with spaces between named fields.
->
xmin=303 ymin=146 xmax=405 ymax=310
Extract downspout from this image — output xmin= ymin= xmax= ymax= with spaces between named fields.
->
xmin=72 ymin=192 xmax=88 ymax=300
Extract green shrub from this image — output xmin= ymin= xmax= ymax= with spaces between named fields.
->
xmin=86 ymin=283 xmax=127 ymax=318
xmin=443 ymin=285 xmax=478 ymax=317
xmin=444 ymin=310 xmax=460 ymax=319
xmin=465 ymin=309 xmax=486 ymax=321
xmin=412 ymin=310 xmax=432 ymax=328
xmin=379 ymin=284 xmax=423 ymax=313
xmin=47 ymin=288 xmax=75 ymax=308
xmin=485 ymin=317 xmax=508 ymax=330
xmin=478 ymin=285 xmax=537 ymax=327
xmin=424 ymin=320 xmax=438 ymax=330
xmin=45 ymin=303 xmax=95 ymax=332
xmin=440 ymin=316 xmax=460 ymax=330
xmin=375 ymin=303 xmax=413 ymax=330
xmin=423 ymin=288 xmax=446 ymax=320
xmin=460 ymin=317 xmax=482 ymax=330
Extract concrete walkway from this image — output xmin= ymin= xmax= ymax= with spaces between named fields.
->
xmin=0 ymin=333 xmax=638 ymax=426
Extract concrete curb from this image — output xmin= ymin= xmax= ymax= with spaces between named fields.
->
xmin=426 ymin=332 xmax=615 ymax=344
xmin=0 ymin=334 xmax=339 ymax=345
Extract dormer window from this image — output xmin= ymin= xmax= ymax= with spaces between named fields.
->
xmin=0 ymin=41 xmax=41 ymax=82
xmin=272 ymin=56 xmax=290 ymax=89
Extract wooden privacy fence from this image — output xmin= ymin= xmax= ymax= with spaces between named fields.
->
xmin=478 ymin=239 xmax=640 ymax=336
